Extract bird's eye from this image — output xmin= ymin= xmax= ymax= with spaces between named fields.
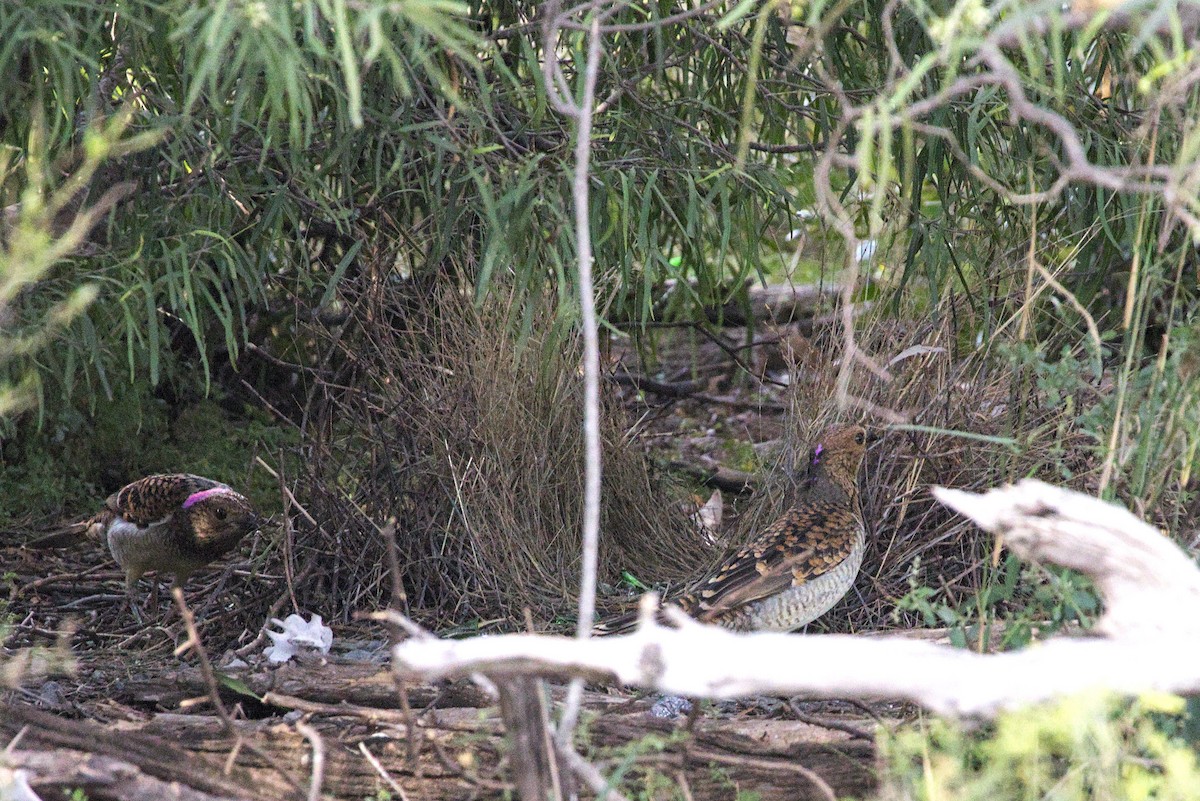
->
xmin=855 ymin=431 xmax=866 ymax=445
xmin=215 ymin=508 xmax=228 ymax=521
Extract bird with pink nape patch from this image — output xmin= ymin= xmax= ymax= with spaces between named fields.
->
xmin=32 ymin=474 xmax=263 ymax=621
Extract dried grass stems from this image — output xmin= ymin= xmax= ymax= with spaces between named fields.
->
xmin=300 ymin=280 xmax=707 ymax=630
xmin=293 ymin=273 xmax=1195 ymax=636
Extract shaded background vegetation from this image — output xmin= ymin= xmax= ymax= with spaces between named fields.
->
xmin=2 ymin=0 xmax=1199 ymax=638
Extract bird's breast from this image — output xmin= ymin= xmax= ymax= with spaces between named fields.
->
xmin=105 ymin=517 xmax=197 ymax=575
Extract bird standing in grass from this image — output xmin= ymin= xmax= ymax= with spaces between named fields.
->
xmin=31 ymin=474 xmax=262 ymax=621
xmin=599 ymin=424 xmax=873 ymax=634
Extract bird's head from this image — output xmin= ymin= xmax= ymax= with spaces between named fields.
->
xmin=182 ymin=487 xmax=261 ymax=547
xmin=809 ymin=424 xmax=874 ymax=492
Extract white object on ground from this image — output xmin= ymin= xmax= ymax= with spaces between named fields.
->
xmin=264 ymin=613 xmax=333 ymax=663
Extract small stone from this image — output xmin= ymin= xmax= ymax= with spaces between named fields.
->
xmin=650 ymin=694 xmax=693 ymax=718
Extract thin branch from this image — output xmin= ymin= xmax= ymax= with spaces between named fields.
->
xmin=559 ymin=745 xmax=633 ymax=801
xmin=359 ymin=742 xmax=412 ymax=801
xmin=295 ymin=721 xmax=326 ymax=801
xmin=559 ymin=0 xmax=725 ymax=33
xmin=545 ymin=0 xmax=610 ymax=752
xmin=787 ymin=698 xmax=875 ymax=741
xmin=687 ymin=745 xmax=837 ymax=801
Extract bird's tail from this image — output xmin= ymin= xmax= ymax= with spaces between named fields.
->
xmin=591 ymin=608 xmax=641 ymax=637
xmin=23 ymin=519 xmax=99 ymax=549
xmin=592 ymin=593 xmax=697 ymax=636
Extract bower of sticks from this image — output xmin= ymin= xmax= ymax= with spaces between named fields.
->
xmin=3 ymin=275 xmax=1197 ymax=801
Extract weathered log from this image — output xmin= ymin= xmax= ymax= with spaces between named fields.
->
xmin=609 ymin=282 xmax=836 ymax=327
xmin=136 ymin=711 xmax=501 ymax=801
xmin=668 ymin=460 xmax=759 ymax=494
xmin=2 ymin=685 xmax=878 ymax=801
xmin=710 ymin=283 xmax=834 ymax=326
xmin=119 ymin=660 xmax=492 ymax=711
xmin=3 ymin=748 xmax=247 ymax=801
xmin=0 ymin=702 xmax=277 ymax=800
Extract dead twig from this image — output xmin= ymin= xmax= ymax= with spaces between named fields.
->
xmin=687 ymin=745 xmax=837 ymax=801
xmin=543 ymin=0 xmax=616 ymax=756
xmin=559 ymin=744 xmax=633 ymax=801
xmin=173 ymin=588 xmax=304 ymax=793
xmin=787 ymin=698 xmax=875 ymax=741
xmin=294 ymin=721 xmax=326 ymax=801
xmin=668 ymin=461 xmax=758 ymax=495
xmin=359 ymin=741 xmax=412 ymax=801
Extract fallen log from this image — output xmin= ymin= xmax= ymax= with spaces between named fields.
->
xmin=0 ymin=702 xmax=277 ymax=800
xmin=709 ymin=283 xmax=835 ymax=326
xmin=609 ymin=282 xmax=837 ymax=327
xmin=2 ymin=748 xmax=248 ymax=801
xmin=119 ymin=660 xmax=492 ymax=711
xmin=1 ymin=687 xmax=877 ymax=801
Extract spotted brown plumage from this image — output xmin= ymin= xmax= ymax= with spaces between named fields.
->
xmin=31 ymin=474 xmax=263 ymax=620
xmin=597 ymin=424 xmax=872 ymax=634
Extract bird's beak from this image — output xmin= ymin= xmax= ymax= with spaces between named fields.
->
xmin=866 ymin=431 xmax=884 ymax=445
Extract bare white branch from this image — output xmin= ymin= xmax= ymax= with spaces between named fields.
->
xmin=394 ymin=481 xmax=1200 ymax=718
xmin=542 ymin=0 xmax=615 ymax=765
xmin=933 ymin=482 xmax=1200 ymax=640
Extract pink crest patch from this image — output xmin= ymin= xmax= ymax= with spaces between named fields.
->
xmin=183 ymin=487 xmax=231 ymax=508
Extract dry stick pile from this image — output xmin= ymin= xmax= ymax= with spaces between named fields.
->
xmin=1 ymin=685 xmax=876 ymax=801
xmin=294 ymin=280 xmax=711 ymax=629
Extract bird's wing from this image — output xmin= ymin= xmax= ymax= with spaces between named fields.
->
xmin=690 ymin=501 xmax=861 ymax=621
xmin=107 ymin=474 xmax=225 ymax=527
xmin=592 ymin=608 xmax=639 ymax=637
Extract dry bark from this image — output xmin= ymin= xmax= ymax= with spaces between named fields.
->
xmin=119 ymin=660 xmax=492 ymax=710
xmin=3 ymin=749 xmax=248 ymax=801
xmin=0 ymin=702 xmax=277 ymax=800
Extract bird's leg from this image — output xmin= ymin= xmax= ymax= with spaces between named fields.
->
xmin=167 ymin=574 xmax=186 ymax=617
xmin=684 ymin=697 xmax=702 ymax=731
xmin=148 ymin=575 xmax=161 ymax=617
xmin=124 ymin=574 xmax=146 ymax=625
